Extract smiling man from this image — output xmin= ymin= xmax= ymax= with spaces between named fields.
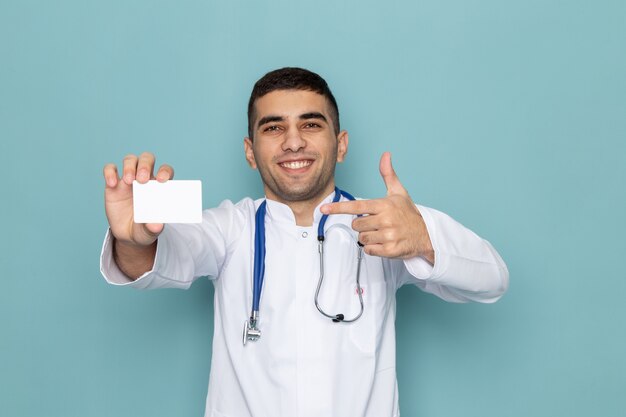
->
xmin=100 ymin=67 xmax=508 ymax=417
xmin=244 ymin=88 xmax=348 ymax=225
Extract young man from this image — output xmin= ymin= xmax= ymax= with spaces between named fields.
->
xmin=101 ymin=67 xmax=508 ymax=417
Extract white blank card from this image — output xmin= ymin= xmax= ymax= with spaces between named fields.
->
xmin=133 ymin=180 xmax=202 ymax=223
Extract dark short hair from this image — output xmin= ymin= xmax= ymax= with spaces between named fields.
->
xmin=247 ymin=67 xmax=340 ymax=139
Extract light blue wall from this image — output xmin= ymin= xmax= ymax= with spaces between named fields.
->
xmin=1 ymin=1 xmax=625 ymax=416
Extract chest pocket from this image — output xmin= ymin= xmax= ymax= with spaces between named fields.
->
xmin=347 ymin=258 xmax=390 ymax=355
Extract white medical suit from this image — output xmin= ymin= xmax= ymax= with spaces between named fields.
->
xmin=100 ymin=192 xmax=509 ymax=417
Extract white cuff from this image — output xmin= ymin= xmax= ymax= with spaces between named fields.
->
xmin=99 ymin=226 xmax=195 ymax=290
xmin=99 ymin=229 xmax=157 ymax=286
xmin=402 ymin=204 xmax=437 ymax=281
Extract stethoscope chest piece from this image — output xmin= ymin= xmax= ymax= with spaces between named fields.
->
xmin=243 ymin=318 xmax=261 ymax=346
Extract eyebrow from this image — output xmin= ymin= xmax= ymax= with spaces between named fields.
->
xmin=257 ymin=115 xmax=284 ymax=129
xmin=299 ymin=112 xmax=327 ymax=123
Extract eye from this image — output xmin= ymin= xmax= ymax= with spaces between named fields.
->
xmin=303 ymin=122 xmax=321 ymax=129
xmin=263 ymin=125 xmax=282 ymax=133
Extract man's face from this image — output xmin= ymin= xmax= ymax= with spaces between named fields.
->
xmin=244 ymin=89 xmax=348 ymax=204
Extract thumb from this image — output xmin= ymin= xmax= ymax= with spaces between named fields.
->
xmin=131 ymin=222 xmax=164 ymax=246
xmin=144 ymin=223 xmax=164 ymax=236
xmin=379 ymin=152 xmax=407 ymax=196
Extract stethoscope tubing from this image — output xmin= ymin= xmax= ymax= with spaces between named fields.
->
xmin=245 ymin=187 xmax=364 ymax=345
xmin=314 ymin=234 xmax=364 ymax=323
xmin=252 ymin=200 xmax=267 ymax=312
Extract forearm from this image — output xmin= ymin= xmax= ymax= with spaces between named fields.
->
xmin=401 ymin=205 xmax=509 ymax=303
xmin=100 ymin=200 xmax=246 ymax=289
xmin=113 ymin=238 xmax=157 ymax=280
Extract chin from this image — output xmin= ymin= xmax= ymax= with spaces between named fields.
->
xmin=273 ymin=182 xmax=329 ymax=202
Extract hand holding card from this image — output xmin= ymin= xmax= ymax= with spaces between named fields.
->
xmin=104 ymin=152 xmax=179 ymax=244
xmin=103 ymin=152 xmax=197 ymax=278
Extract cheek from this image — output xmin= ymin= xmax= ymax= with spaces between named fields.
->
xmin=252 ymin=146 xmax=275 ymax=169
xmin=326 ymin=142 xmax=340 ymax=162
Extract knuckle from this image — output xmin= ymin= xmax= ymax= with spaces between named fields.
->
xmin=382 ymin=242 xmax=393 ymax=254
xmin=368 ymin=245 xmax=382 ymax=257
xmin=381 ymin=218 xmax=393 ymax=228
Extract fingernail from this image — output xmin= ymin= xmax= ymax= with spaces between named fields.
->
xmin=106 ymin=177 xmax=115 ymax=187
xmin=320 ymin=205 xmax=329 ymax=214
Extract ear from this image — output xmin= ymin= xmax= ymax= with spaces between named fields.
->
xmin=336 ymin=130 xmax=349 ymax=162
xmin=244 ymin=137 xmax=257 ymax=169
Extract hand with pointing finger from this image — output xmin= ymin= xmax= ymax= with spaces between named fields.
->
xmin=320 ymin=152 xmax=435 ymax=264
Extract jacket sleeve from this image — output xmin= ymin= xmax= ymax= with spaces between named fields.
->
xmin=394 ymin=204 xmax=509 ymax=303
xmin=99 ymin=199 xmax=246 ymax=290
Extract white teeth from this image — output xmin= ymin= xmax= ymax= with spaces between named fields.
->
xmin=280 ymin=160 xmax=312 ymax=169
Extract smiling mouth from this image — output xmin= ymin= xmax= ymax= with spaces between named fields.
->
xmin=279 ymin=160 xmax=313 ymax=169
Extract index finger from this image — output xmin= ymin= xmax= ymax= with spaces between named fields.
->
xmin=320 ymin=199 xmax=382 ymax=215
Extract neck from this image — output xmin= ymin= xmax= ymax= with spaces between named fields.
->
xmin=266 ymin=185 xmax=336 ymax=226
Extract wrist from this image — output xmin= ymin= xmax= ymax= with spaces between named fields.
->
xmin=420 ymin=249 xmax=435 ymax=266
xmin=113 ymin=238 xmax=157 ymax=280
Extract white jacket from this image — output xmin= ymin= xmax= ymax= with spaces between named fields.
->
xmin=100 ymin=192 xmax=508 ymax=417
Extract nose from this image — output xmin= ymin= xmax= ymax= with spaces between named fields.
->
xmin=281 ymin=126 xmax=306 ymax=152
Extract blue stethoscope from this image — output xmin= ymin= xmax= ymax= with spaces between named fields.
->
xmin=243 ymin=187 xmax=364 ymax=345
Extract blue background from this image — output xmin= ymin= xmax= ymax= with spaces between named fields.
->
xmin=1 ymin=0 xmax=625 ymax=416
